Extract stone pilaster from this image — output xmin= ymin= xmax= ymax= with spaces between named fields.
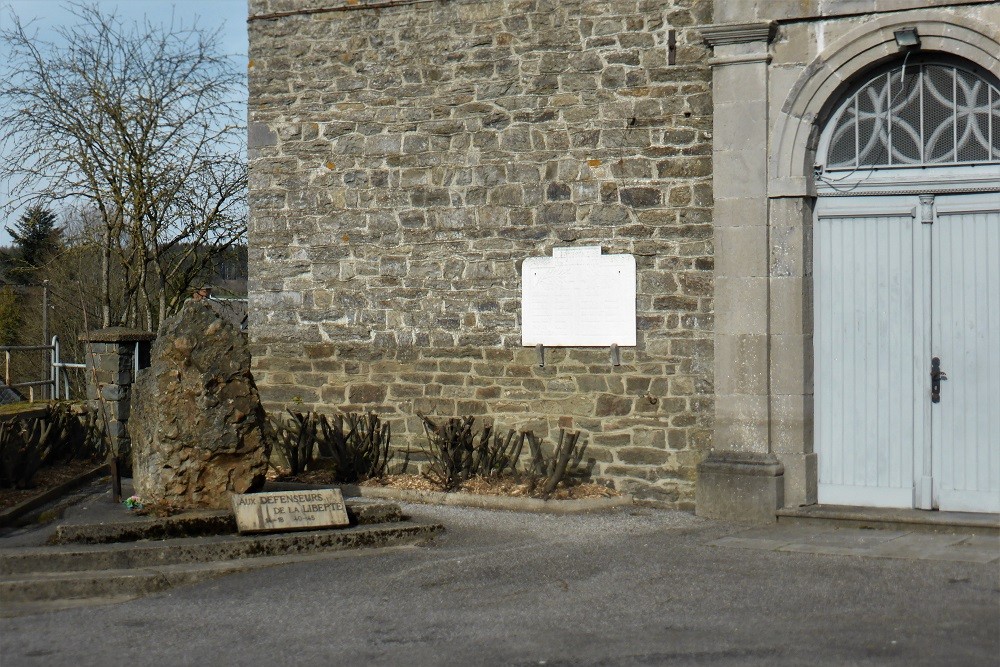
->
xmin=696 ymin=450 xmax=783 ymax=524
xmin=697 ymin=21 xmax=784 ymax=522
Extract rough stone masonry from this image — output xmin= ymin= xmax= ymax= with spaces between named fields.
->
xmin=247 ymin=0 xmax=714 ymax=506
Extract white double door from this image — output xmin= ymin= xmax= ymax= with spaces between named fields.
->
xmin=815 ymin=192 xmax=1000 ymax=512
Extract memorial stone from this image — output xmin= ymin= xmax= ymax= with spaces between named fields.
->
xmin=130 ymin=300 xmax=271 ymax=509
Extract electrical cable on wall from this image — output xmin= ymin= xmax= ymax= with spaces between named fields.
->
xmin=817 ymin=51 xmax=914 ymax=192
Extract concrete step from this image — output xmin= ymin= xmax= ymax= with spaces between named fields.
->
xmin=3 ymin=563 xmax=194 ymax=603
xmin=50 ymin=499 xmax=402 ymax=545
xmin=1 ymin=533 xmax=436 ymax=606
xmin=776 ymin=504 xmax=999 ymax=535
xmin=1 ymin=519 xmax=441 ymax=575
xmin=0 ymin=520 xmax=442 ymax=602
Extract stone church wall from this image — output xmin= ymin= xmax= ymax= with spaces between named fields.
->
xmin=247 ymin=0 xmax=713 ymax=506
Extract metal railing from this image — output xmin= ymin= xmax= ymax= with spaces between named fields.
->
xmin=207 ymin=295 xmax=249 ymax=331
xmin=1 ymin=343 xmax=53 ymax=402
xmin=51 ymin=336 xmax=88 ymax=400
xmin=1 ymin=335 xmax=93 ymax=402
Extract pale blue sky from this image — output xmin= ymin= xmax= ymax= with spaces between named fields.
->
xmin=0 ymin=0 xmax=249 ymax=246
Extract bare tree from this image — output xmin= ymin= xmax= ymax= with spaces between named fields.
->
xmin=0 ymin=2 xmax=247 ymax=330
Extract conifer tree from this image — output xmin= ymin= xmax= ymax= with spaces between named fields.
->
xmin=6 ymin=206 xmax=61 ymax=269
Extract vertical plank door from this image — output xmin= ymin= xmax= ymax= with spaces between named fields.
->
xmin=815 ymin=196 xmax=930 ymax=508
xmin=932 ymin=193 xmax=1000 ymax=513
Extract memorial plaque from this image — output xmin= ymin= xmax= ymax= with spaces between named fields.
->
xmin=522 ymin=246 xmax=636 ymax=347
xmin=231 ymin=489 xmax=350 ymax=534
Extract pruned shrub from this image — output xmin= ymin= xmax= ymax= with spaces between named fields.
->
xmin=0 ymin=418 xmax=46 ymax=489
xmin=318 ymin=412 xmax=392 ymax=483
xmin=269 ymin=410 xmax=318 ymax=477
xmin=269 ymin=410 xmax=392 ymax=482
xmin=43 ymin=403 xmax=104 ymax=464
xmin=417 ymin=413 xmax=591 ymax=497
xmin=417 ymin=414 xmax=526 ymax=491
xmin=522 ymin=429 xmax=589 ymax=497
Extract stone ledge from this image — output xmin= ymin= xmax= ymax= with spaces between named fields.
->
xmin=49 ymin=499 xmax=402 ymax=545
xmin=345 ymin=484 xmax=634 ymax=514
xmin=697 ymin=450 xmax=784 ymax=476
xmin=0 ymin=404 xmax=49 ymax=422
xmin=700 ymin=22 xmax=776 ymax=47
xmin=80 ymin=328 xmax=156 ymax=344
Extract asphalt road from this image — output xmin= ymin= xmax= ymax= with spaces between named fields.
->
xmin=1 ymin=505 xmax=997 ymax=666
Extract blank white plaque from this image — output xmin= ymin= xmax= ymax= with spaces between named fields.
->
xmin=521 ymin=246 xmax=636 ymax=347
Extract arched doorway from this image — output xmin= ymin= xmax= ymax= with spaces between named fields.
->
xmin=813 ymin=57 xmax=1000 ymax=512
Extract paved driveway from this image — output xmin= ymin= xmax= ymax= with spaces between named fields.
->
xmin=1 ymin=505 xmax=997 ymax=666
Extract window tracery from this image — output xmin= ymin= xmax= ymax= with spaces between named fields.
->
xmin=826 ymin=62 xmax=1000 ymax=169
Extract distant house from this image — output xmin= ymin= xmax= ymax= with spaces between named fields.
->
xmin=247 ymin=0 xmax=1000 ymax=519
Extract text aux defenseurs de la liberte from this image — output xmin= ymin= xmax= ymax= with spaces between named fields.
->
xmin=235 ymin=492 xmax=345 ymax=515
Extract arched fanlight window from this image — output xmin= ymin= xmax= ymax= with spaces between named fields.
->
xmin=825 ymin=60 xmax=1000 ymax=169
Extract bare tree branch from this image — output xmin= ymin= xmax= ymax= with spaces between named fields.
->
xmin=0 ymin=2 xmax=247 ymax=329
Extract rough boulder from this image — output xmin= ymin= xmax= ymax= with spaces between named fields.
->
xmin=130 ymin=300 xmax=270 ymax=509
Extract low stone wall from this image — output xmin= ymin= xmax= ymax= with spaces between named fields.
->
xmin=254 ymin=343 xmax=710 ymax=506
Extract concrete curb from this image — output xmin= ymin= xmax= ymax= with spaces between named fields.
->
xmin=777 ymin=505 xmax=1000 ymax=535
xmin=269 ymin=481 xmax=633 ymax=514
xmin=349 ymin=486 xmax=634 ymax=513
xmin=0 ymin=464 xmax=110 ymax=528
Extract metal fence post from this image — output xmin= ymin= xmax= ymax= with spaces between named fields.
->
xmin=51 ymin=335 xmax=59 ymax=400
xmin=42 ymin=281 xmax=49 ymax=399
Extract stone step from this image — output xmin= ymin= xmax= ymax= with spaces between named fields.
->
xmin=0 ymin=527 xmax=438 ymax=604
xmin=2 ymin=564 xmax=197 ymax=603
xmin=0 ymin=520 xmax=442 ymax=577
xmin=50 ymin=499 xmax=402 ymax=545
xmin=776 ymin=505 xmax=999 ymax=535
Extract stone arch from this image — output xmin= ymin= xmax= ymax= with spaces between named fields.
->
xmin=769 ymin=9 xmax=1000 ymax=196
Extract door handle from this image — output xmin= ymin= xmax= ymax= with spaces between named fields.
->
xmin=931 ymin=356 xmax=948 ymax=404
